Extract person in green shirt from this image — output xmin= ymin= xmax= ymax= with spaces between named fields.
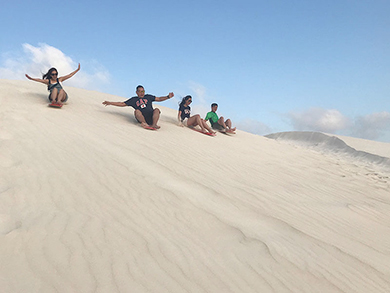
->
xmin=204 ymin=103 xmax=236 ymax=133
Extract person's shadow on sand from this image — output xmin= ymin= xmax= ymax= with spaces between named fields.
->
xmin=98 ymin=109 xmax=139 ymax=125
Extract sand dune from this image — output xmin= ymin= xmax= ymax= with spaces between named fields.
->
xmin=1 ymin=80 xmax=390 ymax=292
xmin=265 ymin=131 xmax=390 ymax=171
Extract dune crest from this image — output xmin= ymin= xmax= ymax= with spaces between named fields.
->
xmin=266 ymin=131 xmax=390 ymax=170
xmin=1 ymin=80 xmax=390 ymax=292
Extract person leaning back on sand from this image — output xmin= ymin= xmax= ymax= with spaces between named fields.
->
xmin=102 ymin=85 xmax=174 ymax=129
xmin=178 ymin=95 xmax=216 ymax=135
xmin=25 ymin=64 xmax=81 ymax=106
xmin=204 ymin=103 xmax=236 ymax=133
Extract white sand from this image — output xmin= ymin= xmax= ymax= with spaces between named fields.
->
xmin=266 ymin=131 xmax=390 ymax=171
xmin=1 ymin=79 xmax=390 ymax=293
xmin=332 ymin=134 xmax=390 ymax=159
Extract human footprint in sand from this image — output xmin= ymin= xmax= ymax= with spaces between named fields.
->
xmin=102 ymin=85 xmax=174 ymax=129
xmin=25 ymin=64 xmax=81 ymax=105
xmin=178 ymin=95 xmax=215 ymax=135
xmin=205 ymin=103 xmax=236 ymax=133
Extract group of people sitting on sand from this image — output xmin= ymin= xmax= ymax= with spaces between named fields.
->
xmin=26 ymin=65 xmax=236 ymax=134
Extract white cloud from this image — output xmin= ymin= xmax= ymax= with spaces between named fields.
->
xmin=288 ymin=107 xmax=350 ymax=133
xmin=0 ymin=43 xmax=110 ymax=90
xmin=351 ymin=111 xmax=390 ymax=140
xmin=188 ymin=81 xmax=207 ymax=103
xmin=287 ymin=107 xmax=390 ymax=141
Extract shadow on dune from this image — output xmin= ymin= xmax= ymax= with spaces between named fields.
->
xmin=98 ymin=109 xmax=138 ymax=125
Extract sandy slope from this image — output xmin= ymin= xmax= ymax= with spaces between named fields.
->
xmin=332 ymin=134 xmax=390 ymax=158
xmin=1 ymin=80 xmax=390 ymax=293
xmin=265 ymin=131 xmax=390 ymax=171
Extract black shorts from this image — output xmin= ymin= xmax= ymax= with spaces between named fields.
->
xmin=135 ymin=110 xmax=153 ymax=125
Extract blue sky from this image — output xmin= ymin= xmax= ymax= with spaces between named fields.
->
xmin=1 ymin=0 xmax=390 ymax=141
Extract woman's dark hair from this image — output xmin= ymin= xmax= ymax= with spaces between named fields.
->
xmin=43 ymin=67 xmax=58 ymax=80
xmin=179 ymin=95 xmax=192 ymax=108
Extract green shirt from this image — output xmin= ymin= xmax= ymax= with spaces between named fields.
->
xmin=205 ymin=111 xmax=219 ymax=124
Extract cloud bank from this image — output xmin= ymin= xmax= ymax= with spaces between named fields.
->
xmin=0 ymin=43 xmax=110 ymax=91
xmin=351 ymin=111 xmax=390 ymax=140
xmin=288 ymin=108 xmax=350 ymax=133
xmin=287 ymin=107 xmax=390 ymax=141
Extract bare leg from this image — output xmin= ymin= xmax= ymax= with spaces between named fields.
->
xmin=187 ymin=115 xmax=207 ymax=132
xmin=197 ymin=116 xmax=208 ymax=133
xmin=57 ymin=89 xmax=67 ymax=104
xmin=225 ymin=119 xmax=236 ymax=131
xmin=134 ymin=110 xmax=149 ymax=128
xmin=49 ymin=88 xmax=58 ymax=103
xmin=151 ymin=108 xmax=161 ymax=129
xmin=201 ymin=119 xmax=215 ymax=134
xmin=218 ymin=116 xmax=228 ymax=131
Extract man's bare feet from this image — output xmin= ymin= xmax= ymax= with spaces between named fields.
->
xmin=152 ymin=124 xmax=160 ymax=129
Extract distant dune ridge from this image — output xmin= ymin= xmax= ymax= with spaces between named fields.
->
xmin=266 ymin=131 xmax=390 ymax=171
xmin=1 ymin=79 xmax=390 ymax=292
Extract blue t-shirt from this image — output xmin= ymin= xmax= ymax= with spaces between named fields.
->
xmin=179 ymin=104 xmax=191 ymax=121
xmin=124 ymin=94 xmax=156 ymax=113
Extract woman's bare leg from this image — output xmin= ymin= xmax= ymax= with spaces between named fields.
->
xmin=187 ymin=115 xmax=208 ymax=132
xmin=201 ymin=119 xmax=215 ymax=133
xmin=49 ymin=88 xmax=58 ymax=103
xmin=56 ymin=89 xmax=67 ymax=105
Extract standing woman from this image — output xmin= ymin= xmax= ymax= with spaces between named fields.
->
xmin=178 ymin=95 xmax=216 ymax=135
xmin=25 ymin=63 xmax=80 ymax=105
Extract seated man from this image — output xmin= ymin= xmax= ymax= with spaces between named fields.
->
xmin=205 ymin=103 xmax=236 ymax=133
xmin=102 ymin=85 xmax=174 ymax=129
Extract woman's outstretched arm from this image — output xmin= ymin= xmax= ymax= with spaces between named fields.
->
xmin=59 ymin=63 xmax=81 ymax=82
xmin=25 ymin=74 xmax=49 ymax=84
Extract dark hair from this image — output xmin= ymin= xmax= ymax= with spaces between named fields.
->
xmin=43 ymin=67 xmax=58 ymax=80
xmin=179 ymin=95 xmax=192 ymax=108
xmin=136 ymin=85 xmax=144 ymax=91
xmin=211 ymin=103 xmax=218 ymax=108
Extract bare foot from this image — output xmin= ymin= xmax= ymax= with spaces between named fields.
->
xmin=152 ymin=124 xmax=161 ymax=129
xmin=141 ymin=122 xmax=150 ymax=129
